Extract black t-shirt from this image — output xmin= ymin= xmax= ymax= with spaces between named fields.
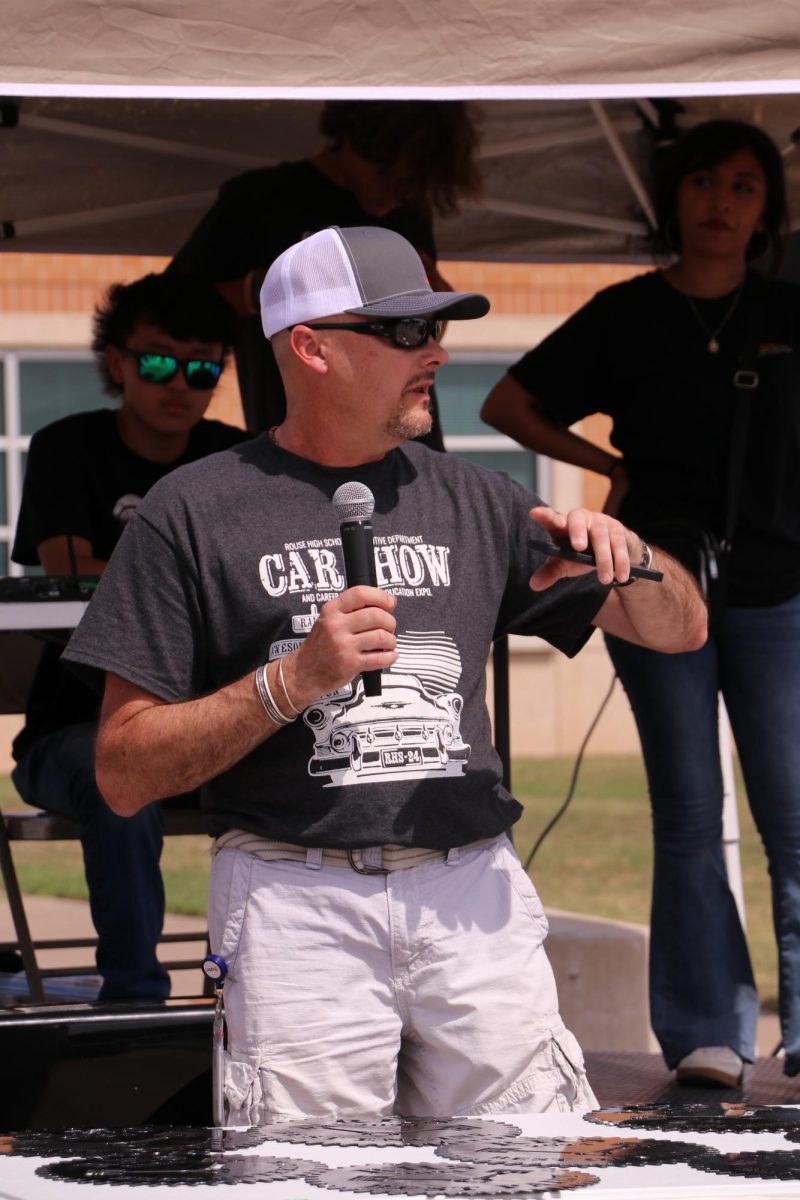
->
xmin=509 ymin=270 xmax=800 ymax=606
xmin=63 ymin=437 xmax=609 ymax=849
xmin=11 ymin=409 xmax=247 ymax=759
xmin=169 ymin=160 xmax=445 ymax=448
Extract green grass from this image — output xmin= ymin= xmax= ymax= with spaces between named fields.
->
xmin=0 ymin=757 xmax=779 ymax=1007
xmin=510 ymin=755 xmax=778 ymax=1011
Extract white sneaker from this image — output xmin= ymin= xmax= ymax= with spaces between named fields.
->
xmin=675 ymin=1046 xmax=744 ymax=1087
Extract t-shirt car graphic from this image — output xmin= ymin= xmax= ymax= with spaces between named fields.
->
xmin=303 ymin=672 xmax=471 ymax=786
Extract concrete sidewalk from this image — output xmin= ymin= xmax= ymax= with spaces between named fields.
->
xmin=546 ymin=906 xmax=781 ymax=1060
xmin=0 ymin=891 xmax=208 ymax=1000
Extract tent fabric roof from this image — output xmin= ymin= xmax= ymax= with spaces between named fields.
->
xmin=2 ymin=5 xmax=799 ymax=264
xmin=2 ymin=95 xmax=799 ymax=263
xmin=4 ymin=1 xmax=800 ymax=94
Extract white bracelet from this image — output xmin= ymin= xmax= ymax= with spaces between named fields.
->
xmin=255 ymin=662 xmax=295 ymax=726
xmin=277 ymin=655 xmax=302 ymax=716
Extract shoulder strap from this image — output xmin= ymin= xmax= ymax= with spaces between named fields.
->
xmin=722 ymin=275 xmax=762 ymax=551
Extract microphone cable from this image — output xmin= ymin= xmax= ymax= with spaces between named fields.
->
xmin=523 ymin=671 xmax=618 ymax=874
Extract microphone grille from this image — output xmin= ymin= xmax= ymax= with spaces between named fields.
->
xmin=332 ymin=481 xmax=375 ymax=521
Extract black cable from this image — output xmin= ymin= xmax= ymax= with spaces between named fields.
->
xmin=523 ymin=671 xmax=618 ymax=874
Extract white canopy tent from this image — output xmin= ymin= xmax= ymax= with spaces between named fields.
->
xmin=1 ymin=2 xmax=800 ymax=262
xmin=4 ymin=0 xmax=800 ymax=93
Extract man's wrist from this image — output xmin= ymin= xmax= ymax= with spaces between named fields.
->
xmin=254 ymin=661 xmax=296 ymax=726
xmin=612 ymin=537 xmax=651 ymax=588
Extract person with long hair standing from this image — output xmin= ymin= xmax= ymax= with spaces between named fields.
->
xmin=481 ymin=119 xmax=800 ymax=1087
xmin=170 ymin=100 xmax=483 ymax=449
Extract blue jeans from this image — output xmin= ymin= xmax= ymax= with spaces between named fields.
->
xmin=606 ymin=593 xmax=800 ymax=1076
xmin=12 ymin=723 xmax=170 ymax=1001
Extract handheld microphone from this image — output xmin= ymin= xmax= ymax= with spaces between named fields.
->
xmin=332 ymin=481 xmax=382 ymax=697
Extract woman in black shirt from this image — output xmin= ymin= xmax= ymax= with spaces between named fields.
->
xmin=482 ymin=120 xmax=800 ymax=1088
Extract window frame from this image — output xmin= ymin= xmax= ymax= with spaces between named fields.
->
xmin=438 ymin=349 xmax=549 ymax=496
xmin=0 ymin=348 xmax=100 ymax=576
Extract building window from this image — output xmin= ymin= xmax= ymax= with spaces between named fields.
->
xmin=0 ymin=351 xmax=109 ymax=576
xmin=436 ymin=353 xmax=543 ymax=493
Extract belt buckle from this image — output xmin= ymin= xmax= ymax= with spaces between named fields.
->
xmin=348 ymin=848 xmax=389 ymax=875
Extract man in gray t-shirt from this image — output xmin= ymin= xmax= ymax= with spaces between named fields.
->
xmin=65 ymin=225 xmax=706 ymax=1124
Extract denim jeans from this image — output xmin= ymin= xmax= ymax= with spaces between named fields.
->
xmin=12 ymin=722 xmax=170 ymax=1001
xmin=606 ymin=592 xmax=800 ymax=1076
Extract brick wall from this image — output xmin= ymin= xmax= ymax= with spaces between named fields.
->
xmin=441 ymin=261 xmax=638 ymax=315
xmin=0 ymin=253 xmax=169 ymax=312
xmin=0 ymin=254 xmax=638 ymax=317
xmin=0 ymin=254 xmax=639 ymax=442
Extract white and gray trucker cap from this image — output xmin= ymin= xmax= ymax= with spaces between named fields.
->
xmin=260 ymin=225 xmax=489 ymax=339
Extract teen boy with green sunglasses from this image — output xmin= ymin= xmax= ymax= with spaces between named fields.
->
xmin=10 ymin=271 xmax=246 ymax=1002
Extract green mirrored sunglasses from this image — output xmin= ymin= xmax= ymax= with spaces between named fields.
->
xmin=122 ymin=348 xmax=223 ymax=390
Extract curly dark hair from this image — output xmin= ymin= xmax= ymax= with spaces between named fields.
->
xmin=652 ymin=119 xmax=788 ymax=270
xmin=92 ymin=272 xmax=238 ymax=396
xmin=318 ymin=100 xmax=482 ymax=216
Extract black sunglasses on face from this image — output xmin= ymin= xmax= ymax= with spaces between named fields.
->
xmin=121 ymin=348 xmax=223 ymax=390
xmin=295 ymin=317 xmax=443 ymax=349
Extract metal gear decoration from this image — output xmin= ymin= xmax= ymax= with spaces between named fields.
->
xmin=36 ymin=1153 xmax=324 ymax=1187
xmin=4 ymin=1126 xmax=270 ymax=1158
xmin=435 ymin=1133 xmax=707 ymax=1168
xmin=259 ymin=1116 xmax=521 ymax=1148
xmin=586 ymin=1103 xmax=800 ymax=1135
xmin=305 ymin=1160 xmax=599 ymax=1195
xmin=690 ymin=1150 xmax=800 ymax=1181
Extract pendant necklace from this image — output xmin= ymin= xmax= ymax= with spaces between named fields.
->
xmin=684 ymin=282 xmax=744 ymax=354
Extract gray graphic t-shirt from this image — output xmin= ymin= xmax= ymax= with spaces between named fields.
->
xmin=63 ymin=436 xmax=608 ymax=848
